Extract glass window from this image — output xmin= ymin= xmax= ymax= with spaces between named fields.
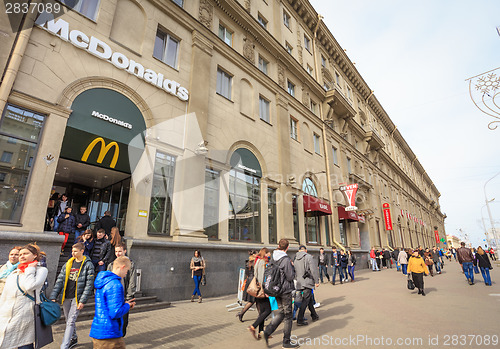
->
xmin=172 ymin=0 xmax=183 ymax=6
xmin=335 ymin=71 xmax=341 ymax=85
xmin=218 ymin=24 xmax=233 ymax=46
xmin=59 ymin=0 xmax=100 ymax=20
xmin=286 ymin=42 xmax=293 ymax=54
xmin=302 ymin=178 xmax=318 ymax=197
xmin=347 ymin=86 xmax=352 ymax=100
xmin=259 ymin=96 xmax=270 ymax=123
xmin=153 ymin=29 xmax=179 ymax=69
xmin=283 ymin=11 xmax=290 ymax=28
xmin=228 ymin=169 xmax=261 ymax=242
xmin=0 ymin=104 xmax=45 ymax=222
xmin=324 ymin=216 xmax=330 ymax=246
xmin=304 ymin=35 xmax=311 ymax=51
xmin=216 ymin=68 xmax=232 ymax=99
xmin=306 ymin=216 xmax=320 ymax=244
xmin=268 ymin=188 xmax=277 ymax=244
xmin=258 ymin=56 xmax=268 ymax=75
xmin=292 ymin=194 xmax=300 ymax=243
xmin=258 ymin=13 xmax=267 ymax=29
xmin=310 ymin=100 xmax=316 ymax=114
xmin=313 ymin=133 xmax=321 ymax=154
xmin=306 ymin=65 xmax=313 ymax=75
xmin=148 ymin=152 xmax=176 ymax=235
xmin=332 ymin=146 xmax=338 ymax=165
xmin=321 ymin=55 xmax=326 ymax=68
xmin=339 ymin=221 xmax=347 ymax=245
xmin=290 ymin=117 xmax=298 ymax=140
xmin=204 ymin=168 xmax=220 ymax=239
xmin=287 ymin=80 xmax=295 ymax=97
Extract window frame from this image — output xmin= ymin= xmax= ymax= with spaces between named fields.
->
xmin=283 ymin=10 xmax=291 ymax=29
xmin=257 ymin=13 xmax=268 ymax=29
xmin=259 ymin=95 xmax=271 ymax=123
xmin=304 ymin=35 xmax=311 ymax=52
xmin=285 ymin=41 xmax=293 ymax=55
xmin=290 ymin=116 xmax=298 ymax=141
xmin=216 ymin=67 xmax=233 ymax=100
xmin=258 ymin=55 xmax=268 ymax=75
xmin=287 ymin=80 xmax=295 ymax=97
xmin=153 ymin=28 xmax=180 ymax=69
xmin=218 ymin=23 xmax=233 ymax=47
xmin=59 ymin=0 xmax=100 ymax=21
xmin=172 ymin=0 xmax=183 ymax=6
xmin=332 ymin=146 xmax=339 ymax=166
xmin=313 ymin=133 xmax=321 ymax=154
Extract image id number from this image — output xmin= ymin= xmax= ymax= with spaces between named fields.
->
xmin=443 ymin=335 xmax=498 ymax=346
xmin=5 ymin=1 xmax=61 ymax=14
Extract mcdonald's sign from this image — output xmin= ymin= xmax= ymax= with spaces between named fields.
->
xmin=81 ymin=137 xmax=119 ymax=168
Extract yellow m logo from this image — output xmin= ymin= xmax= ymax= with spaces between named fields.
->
xmin=81 ymin=137 xmax=119 ymax=168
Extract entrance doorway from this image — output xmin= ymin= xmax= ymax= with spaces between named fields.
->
xmin=51 ymin=158 xmax=130 ymax=234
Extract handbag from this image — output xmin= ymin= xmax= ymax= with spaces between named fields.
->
xmin=17 ymin=275 xmax=61 ymax=326
xmin=16 ymin=275 xmax=54 ymax=348
xmin=201 ymin=274 xmax=207 ymax=286
xmin=246 ymin=277 xmax=265 ymax=298
xmin=407 ymin=277 xmax=415 ymax=290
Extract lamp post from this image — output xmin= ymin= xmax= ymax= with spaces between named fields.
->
xmin=484 ymin=172 xmax=500 ymax=258
xmin=481 ymin=203 xmax=493 ymax=247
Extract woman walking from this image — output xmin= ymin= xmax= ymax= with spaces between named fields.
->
xmin=190 ymin=250 xmax=205 ymax=303
xmin=407 ymin=250 xmax=429 ymax=296
xmin=0 ymin=244 xmax=49 ymax=349
xmin=0 ymin=246 xmax=21 ymax=295
xmin=347 ymin=250 xmax=356 ymax=282
xmin=476 ymin=247 xmax=492 ymax=286
xmin=237 ymin=251 xmax=257 ymax=322
xmin=248 ymin=248 xmax=271 ymax=340
xmin=398 ymin=248 xmax=408 ymax=275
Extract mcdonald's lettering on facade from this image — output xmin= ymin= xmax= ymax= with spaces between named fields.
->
xmin=81 ymin=137 xmax=119 ymax=169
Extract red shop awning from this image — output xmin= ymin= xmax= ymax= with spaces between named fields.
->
xmin=303 ymin=195 xmax=332 ymax=216
xmin=338 ymin=206 xmax=363 ymax=222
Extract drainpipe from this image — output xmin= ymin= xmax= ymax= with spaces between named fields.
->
xmin=312 ymin=14 xmax=345 ymax=251
xmin=0 ymin=2 xmax=37 ymax=115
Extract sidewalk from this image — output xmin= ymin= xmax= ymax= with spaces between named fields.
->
xmin=48 ymin=260 xmax=500 ymax=348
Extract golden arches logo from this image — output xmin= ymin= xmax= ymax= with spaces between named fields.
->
xmin=81 ymin=137 xmax=119 ymax=168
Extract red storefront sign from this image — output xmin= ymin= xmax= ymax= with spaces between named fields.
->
xmin=434 ymin=230 xmax=440 ymax=244
xmin=339 ymin=184 xmax=358 ymax=211
xmin=382 ymin=203 xmax=393 ymax=230
xmin=303 ymin=195 xmax=332 ymax=216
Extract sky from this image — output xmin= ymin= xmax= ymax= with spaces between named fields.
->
xmin=310 ymin=0 xmax=500 ymax=247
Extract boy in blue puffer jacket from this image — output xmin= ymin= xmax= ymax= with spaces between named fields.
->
xmin=90 ymin=256 xmax=136 ymax=348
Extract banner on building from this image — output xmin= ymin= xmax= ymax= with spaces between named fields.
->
xmin=339 ymin=184 xmax=358 ymax=211
xmin=383 ymin=203 xmax=393 ymax=230
xmin=434 ymin=230 xmax=440 ymax=244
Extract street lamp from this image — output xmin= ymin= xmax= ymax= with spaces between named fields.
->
xmin=481 ymin=203 xmax=493 ymax=247
xmin=484 ymin=172 xmax=500 ymax=258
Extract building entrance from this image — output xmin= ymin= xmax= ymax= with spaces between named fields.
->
xmin=51 ymin=158 xmax=130 ymax=234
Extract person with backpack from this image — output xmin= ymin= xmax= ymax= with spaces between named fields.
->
xmin=293 ymin=245 xmax=319 ymax=326
xmin=476 ymin=246 xmax=492 ymax=286
xmin=262 ymin=239 xmax=297 ymax=349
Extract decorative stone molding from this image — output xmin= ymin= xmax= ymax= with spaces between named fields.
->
xmin=243 ymin=36 xmax=255 ymax=64
xmin=296 ymin=29 xmax=303 ymax=65
xmin=278 ymin=64 xmax=285 ymax=88
xmin=302 ymin=86 xmax=309 ymax=106
xmin=244 ymin=0 xmax=251 ymax=12
xmin=199 ymin=0 xmax=213 ymax=29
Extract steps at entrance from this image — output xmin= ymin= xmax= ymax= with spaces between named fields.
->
xmin=55 ymin=294 xmax=171 ymax=324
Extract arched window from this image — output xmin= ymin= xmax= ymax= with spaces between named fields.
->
xmin=302 ymin=177 xmax=318 ymax=197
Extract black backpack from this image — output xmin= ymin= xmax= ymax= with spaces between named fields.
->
xmin=263 ymin=257 xmax=288 ymax=296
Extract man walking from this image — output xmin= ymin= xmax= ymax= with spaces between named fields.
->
xmin=317 ymin=248 xmax=330 ymax=283
xmin=432 ymin=247 xmax=441 ymax=274
xmin=392 ymin=247 xmax=400 ymax=271
xmin=57 ymin=206 xmax=76 ymax=252
xmin=457 ymin=242 xmax=475 ymax=285
xmin=107 ymin=243 xmax=137 ymax=337
xmin=50 ymin=243 xmax=94 ymax=349
xmin=263 ymin=239 xmax=297 ymax=349
xmin=96 ymin=211 xmax=117 ymax=237
xmin=370 ymin=247 xmax=380 ymax=271
xmin=74 ymin=206 xmax=91 ymax=242
xmin=330 ymin=246 xmax=342 ymax=284
xmin=294 ymin=245 xmax=319 ymax=326
xmin=90 ymin=256 xmax=136 ymax=348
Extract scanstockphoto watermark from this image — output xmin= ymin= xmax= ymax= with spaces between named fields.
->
xmin=290 ymin=334 xmax=499 ymax=347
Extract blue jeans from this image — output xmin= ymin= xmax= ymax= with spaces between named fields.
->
xmin=75 ymin=229 xmax=85 ymax=242
xmin=347 ymin=265 xmax=355 ymax=280
xmin=332 ymin=265 xmax=342 ymax=283
xmin=18 ymin=345 xmax=34 ymax=349
xmin=264 ymin=292 xmax=293 ymax=345
xmin=435 ymin=261 xmax=441 ymax=273
xmin=341 ymin=267 xmax=348 ymax=280
xmin=480 ymin=267 xmax=492 ymax=285
xmin=396 ymin=262 xmax=401 ymax=271
xmin=371 ymin=258 xmax=379 ymax=271
xmin=462 ymin=262 xmax=474 ymax=283
xmin=401 ymin=264 xmax=408 ymax=275
xmin=318 ymin=265 xmax=329 ymax=282
xmin=193 ymin=275 xmax=202 ymax=296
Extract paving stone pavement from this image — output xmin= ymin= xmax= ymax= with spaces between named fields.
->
xmin=47 ymin=259 xmax=500 ymax=349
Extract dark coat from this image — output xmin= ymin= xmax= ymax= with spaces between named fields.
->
xmin=91 ymin=238 xmax=110 ymax=263
xmin=273 ymin=251 xmax=295 ymax=295
xmin=50 ymin=256 xmax=94 ymax=304
xmin=317 ymin=253 xmax=329 ymax=266
xmin=75 ymin=212 xmax=91 ymax=230
xmin=51 ymin=199 xmax=69 ymax=218
xmin=89 ymin=271 xmax=130 ymax=340
xmin=476 ymin=253 xmax=492 ymax=269
xmin=339 ymin=253 xmax=348 ymax=268
xmin=57 ymin=213 xmax=76 ymax=233
xmin=95 ymin=215 xmax=116 ymax=236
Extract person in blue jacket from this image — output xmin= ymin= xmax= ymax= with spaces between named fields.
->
xmin=90 ymin=256 xmax=136 ymax=348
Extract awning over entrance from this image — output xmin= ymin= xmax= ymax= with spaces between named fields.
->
xmin=303 ymin=195 xmax=332 ymax=216
xmin=337 ymin=206 xmax=365 ymax=222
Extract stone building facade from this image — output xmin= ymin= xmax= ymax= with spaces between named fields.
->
xmin=0 ymin=0 xmax=446 ymax=300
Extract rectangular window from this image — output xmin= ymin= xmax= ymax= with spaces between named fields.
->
xmin=0 ymin=104 xmax=45 ymax=223
xmin=310 ymin=100 xmax=317 ymax=114
xmin=306 ymin=65 xmax=313 ymax=76
xmin=268 ymin=188 xmax=277 ymax=244
xmin=172 ymin=0 xmax=183 ymax=6
xmin=313 ymin=133 xmax=321 ymax=154
xmin=153 ymin=29 xmax=179 ymax=69
xmin=304 ymin=35 xmax=311 ymax=52
xmin=258 ymin=56 xmax=268 ymax=75
xmin=283 ymin=10 xmax=291 ymax=29
xmin=324 ymin=216 xmax=330 ymax=246
xmin=285 ymin=42 xmax=293 ymax=55
xmin=306 ymin=216 xmax=320 ymax=244
xmin=60 ymin=0 xmax=100 ymax=20
xmin=258 ymin=13 xmax=268 ymax=29
xmin=292 ymin=195 xmax=300 ymax=243
xmin=335 ymin=72 xmax=340 ymax=85
xmin=287 ymin=80 xmax=295 ymax=97
xmin=216 ymin=68 xmax=232 ymax=100
xmin=321 ymin=55 xmax=327 ymax=68
xmin=347 ymin=86 xmax=352 ymax=100
xmin=204 ymin=168 xmax=220 ymax=239
xmin=290 ymin=117 xmax=298 ymax=140
xmin=259 ymin=96 xmax=270 ymax=123
xmin=218 ymin=24 xmax=233 ymax=46
xmin=339 ymin=221 xmax=347 ymax=245
xmin=332 ymin=146 xmax=338 ymax=165
xmin=148 ymin=152 xmax=176 ymax=235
